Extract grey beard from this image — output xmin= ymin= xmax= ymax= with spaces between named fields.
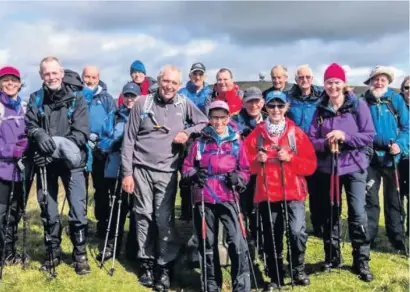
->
xmin=370 ymin=87 xmax=387 ymax=99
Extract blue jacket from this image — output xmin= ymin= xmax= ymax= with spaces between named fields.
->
xmin=85 ymin=80 xmax=116 ymax=138
xmin=178 ymin=81 xmax=212 ymax=115
xmin=362 ymin=88 xmax=410 ymax=167
xmin=285 ymin=84 xmax=323 ymax=133
xmin=231 ymin=108 xmax=267 ymax=139
xmin=97 ymin=106 xmax=129 ymax=178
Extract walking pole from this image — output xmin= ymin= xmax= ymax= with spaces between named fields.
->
xmin=109 ymin=188 xmax=123 ymax=276
xmin=0 ymin=167 xmax=17 ymax=280
xmin=334 ymin=142 xmax=341 ymax=273
xmin=389 ymin=140 xmax=409 ymax=257
xmin=18 ymin=159 xmax=30 ymax=269
xmin=231 ymin=185 xmax=259 ymax=291
xmin=39 ymin=166 xmax=57 ymax=279
xmin=278 ymin=160 xmax=294 ymax=288
xmin=200 ymin=189 xmax=208 ymax=292
xmin=329 ymin=142 xmax=336 ymax=271
xmin=262 ymin=163 xmax=281 ymax=291
xmin=100 ymin=167 xmax=121 ymax=268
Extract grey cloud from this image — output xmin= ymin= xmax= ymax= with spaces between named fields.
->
xmin=9 ymin=1 xmax=409 ymax=46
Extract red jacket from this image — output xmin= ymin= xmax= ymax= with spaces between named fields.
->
xmin=244 ymin=118 xmax=317 ymax=203
xmin=212 ymin=84 xmax=243 ymax=115
xmin=117 ymin=77 xmax=156 ymax=107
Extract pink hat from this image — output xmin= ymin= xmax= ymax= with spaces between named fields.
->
xmin=0 ymin=66 xmax=21 ymax=80
xmin=324 ymin=63 xmax=346 ymax=83
xmin=208 ymin=100 xmax=230 ymax=113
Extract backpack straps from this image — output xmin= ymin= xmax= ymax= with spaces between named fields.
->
xmin=35 ymin=88 xmax=78 ymax=124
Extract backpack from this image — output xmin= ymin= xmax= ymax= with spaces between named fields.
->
xmin=257 ymin=126 xmax=298 ymax=155
xmin=35 ymin=88 xmax=80 ymax=124
xmin=140 ymin=93 xmax=188 ymax=127
xmin=363 ymin=92 xmax=398 ymax=124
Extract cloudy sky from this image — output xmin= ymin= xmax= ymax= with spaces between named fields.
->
xmin=1 ymin=1 xmax=409 ymax=99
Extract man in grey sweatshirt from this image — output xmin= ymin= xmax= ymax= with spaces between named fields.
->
xmin=121 ymin=65 xmax=208 ymax=291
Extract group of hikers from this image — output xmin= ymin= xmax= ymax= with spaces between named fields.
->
xmin=0 ymin=56 xmax=408 ymax=292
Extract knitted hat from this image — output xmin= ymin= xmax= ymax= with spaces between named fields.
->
xmin=324 ymin=63 xmax=346 ymax=83
xmin=0 ymin=66 xmax=21 ymax=80
xmin=130 ymin=60 xmax=146 ymax=75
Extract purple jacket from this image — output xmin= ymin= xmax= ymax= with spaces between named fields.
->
xmin=0 ymin=93 xmax=27 ymax=181
xmin=182 ymin=124 xmax=250 ymax=204
xmin=308 ymin=93 xmax=375 ymax=175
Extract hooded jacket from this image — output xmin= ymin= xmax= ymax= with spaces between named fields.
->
xmin=285 ymin=84 xmax=323 ymax=133
xmin=362 ymin=88 xmax=409 ymax=166
xmin=308 ymin=92 xmax=375 ymax=175
xmin=178 ymin=81 xmax=212 ymax=115
xmin=182 ymin=124 xmax=250 ymax=204
xmin=25 ymin=69 xmax=90 ymax=171
xmin=0 ymin=92 xmax=27 ymax=181
xmin=245 ymin=118 xmax=317 ymax=203
xmin=85 ymin=80 xmax=116 ymax=138
xmin=205 ymin=84 xmax=243 ymax=115
xmin=98 ymin=105 xmax=130 ymax=178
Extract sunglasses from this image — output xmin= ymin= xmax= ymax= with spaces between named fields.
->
xmin=192 ymin=71 xmax=204 ymax=76
xmin=298 ymin=75 xmax=311 ymax=80
xmin=266 ymin=103 xmax=286 ymax=109
xmin=404 ymin=86 xmax=409 ymax=90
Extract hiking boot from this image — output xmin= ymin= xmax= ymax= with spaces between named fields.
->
xmin=96 ymin=250 xmax=113 ymax=262
xmin=73 ymin=255 xmax=90 ymax=275
xmin=312 ymin=226 xmax=323 ymax=238
xmin=40 ymin=256 xmax=61 ymax=272
xmin=293 ymin=271 xmax=310 ymax=286
xmin=353 ymin=261 xmax=373 ymax=282
xmin=138 ymin=259 xmax=154 ymax=288
xmin=321 ymin=257 xmax=343 ymax=272
xmin=264 ymin=282 xmax=281 ymax=291
xmin=4 ymin=252 xmax=23 ymax=266
xmin=154 ymin=264 xmax=171 ymax=292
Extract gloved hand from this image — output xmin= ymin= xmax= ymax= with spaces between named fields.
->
xmin=225 ymin=172 xmax=241 ymax=189
xmin=33 ymin=152 xmax=53 ymax=167
xmin=191 ymin=169 xmax=208 ymax=188
xmin=88 ymin=133 xmax=99 ymax=150
xmin=35 ymin=131 xmax=56 ymax=155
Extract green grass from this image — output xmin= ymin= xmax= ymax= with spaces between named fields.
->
xmin=0 ymin=178 xmax=408 ymax=292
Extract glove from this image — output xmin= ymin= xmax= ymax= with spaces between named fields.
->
xmin=35 ymin=131 xmax=56 ymax=155
xmin=225 ymin=172 xmax=241 ymax=189
xmin=87 ymin=133 xmax=99 ymax=150
xmin=190 ymin=169 xmax=208 ymax=188
xmin=33 ymin=152 xmax=53 ymax=167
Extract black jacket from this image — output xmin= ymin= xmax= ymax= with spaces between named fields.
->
xmin=25 ymin=69 xmax=90 ymax=171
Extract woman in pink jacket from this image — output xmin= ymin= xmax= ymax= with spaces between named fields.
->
xmin=183 ymin=100 xmax=251 ymax=292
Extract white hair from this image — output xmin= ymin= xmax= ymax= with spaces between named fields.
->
xmin=39 ymin=56 xmax=64 ymax=73
xmin=295 ymin=64 xmax=313 ymax=79
xmin=271 ymin=65 xmax=288 ymax=77
xmin=157 ymin=64 xmax=183 ymax=84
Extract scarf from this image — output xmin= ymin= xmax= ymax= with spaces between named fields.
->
xmin=265 ymin=117 xmax=286 ymax=136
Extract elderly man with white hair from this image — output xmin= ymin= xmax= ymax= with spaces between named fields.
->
xmin=362 ymin=66 xmax=409 ymax=254
xmin=284 ymin=65 xmax=324 ymax=237
xmin=121 ymin=65 xmax=208 ymax=291
xmin=262 ymin=65 xmax=294 ymax=100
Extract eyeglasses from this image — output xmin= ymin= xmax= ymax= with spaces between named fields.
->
xmin=266 ymin=103 xmax=286 ymax=109
xmin=298 ymin=75 xmax=311 ymax=80
xmin=209 ymin=115 xmax=228 ymax=121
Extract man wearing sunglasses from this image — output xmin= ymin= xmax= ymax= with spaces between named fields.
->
xmin=284 ymin=65 xmax=324 ymax=238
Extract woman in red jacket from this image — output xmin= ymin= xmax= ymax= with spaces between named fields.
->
xmin=245 ymin=90 xmax=317 ymax=291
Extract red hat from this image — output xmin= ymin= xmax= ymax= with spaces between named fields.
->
xmin=0 ymin=66 xmax=21 ymax=80
xmin=324 ymin=63 xmax=346 ymax=83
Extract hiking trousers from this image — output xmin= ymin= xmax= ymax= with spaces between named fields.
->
xmin=194 ymin=201 xmax=250 ymax=292
xmin=133 ymin=166 xmax=180 ymax=266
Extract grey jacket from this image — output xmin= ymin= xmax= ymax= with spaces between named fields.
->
xmin=122 ymin=91 xmax=208 ymax=175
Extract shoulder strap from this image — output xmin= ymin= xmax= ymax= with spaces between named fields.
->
xmin=35 ymin=89 xmax=45 ymax=116
xmin=141 ymin=94 xmax=155 ymax=121
xmin=66 ymin=91 xmax=79 ymax=124
xmin=0 ymin=102 xmax=4 ymax=127
xmin=383 ymin=95 xmax=398 ymax=121
xmin=175 ymin=94 xmax=187 ymax=123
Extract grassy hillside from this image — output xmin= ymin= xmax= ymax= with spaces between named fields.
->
xmin=0 ymin=179 xmax=408 ymax=292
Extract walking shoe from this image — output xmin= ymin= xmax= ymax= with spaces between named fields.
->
xmin=138 ymin=259 xmax=154 ymax=288
xmin=154 ymin=265 xmax=171 ymax=292
xmin=264 ymin=282 xmax=281 ymax=291
xmin=4 ymin=252 xmax=23 ymax=266
xmin=73 ymin=255 xmax=90 ymax=275
xmin=353 ymin=261 xmax=374 ymax=282
xmin=96 ymin=250 xmax=113 ymax=262
xmin=293 ymin=271 xmax=310 ymax=286
xmin=321 ymin=259 xmax=343 ymax=272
